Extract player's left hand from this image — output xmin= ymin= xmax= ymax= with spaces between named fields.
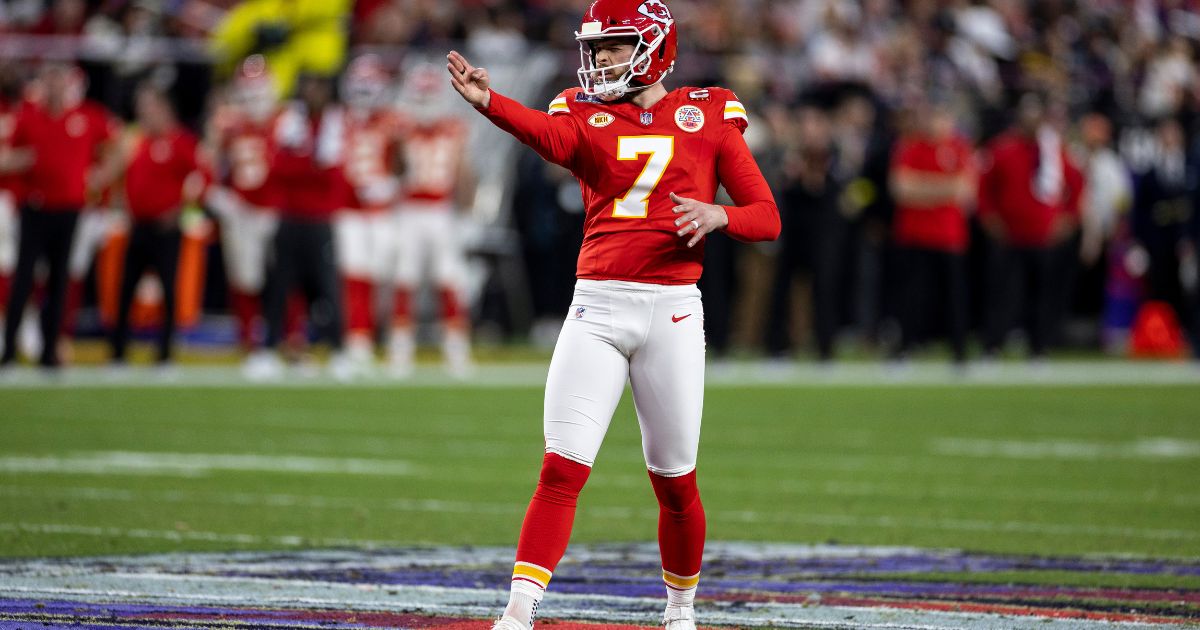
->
xmin=671 ymin=192 xmax=728 ymax=248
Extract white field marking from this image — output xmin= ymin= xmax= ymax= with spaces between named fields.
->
xmin=1 ymin=360 xmax=1199 ymax=388
xmin=931 ymin=437 xmax=1200 ymax=461
xmin=0 ymin=451 xmax=418 ymax=478
xmin=0 ymin=523 xmax=418 ymax=548
xmin=3 ymin=496 xmax=1196 ymax=546
xmin=7 ymin=469 xmax=1200 ymax=519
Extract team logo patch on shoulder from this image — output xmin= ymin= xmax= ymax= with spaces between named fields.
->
xmin=675 ymin=105 xmax=704 ymax=133
xmin=587 ymin=113 xmax=615 ymax=128
xmin=688 ymin=89 xmax=710 ymax=101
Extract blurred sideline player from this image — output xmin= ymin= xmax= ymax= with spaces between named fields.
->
xmin=1 ymin=63 xmax=122 ymax=369
xmin=110 ymin=83 xmax=209 ymax=365
xmin=0 ymin=66 xmax=117 ymax=364
xmin=337 ymin=53 xmax=404 ymax=371
xmin=206 ymin=55 xmax=285 ymax=353
xmin=246 ymin=70 xmax=351 ymax=380
xmin=393 ymin=62 xmax=474 ymax=377
xmin=0 ymin=65 xmax=24 ymax=357
xmin=447 ymin=0 xmax=780 ymax=627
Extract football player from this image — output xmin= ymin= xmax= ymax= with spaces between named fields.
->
xmin=447 ymin=1 xmax=780 ymax=628
xmin=0 ymin=64 xmax=25 ymax=357
xmin=1 ymin=63 xmax=122 ymax=369
xmin=337 ymin=53 xmax=403 ymax=371
xmin=392 ymin=62 xmax=474 ymax=377
xmin=206 ymin=55 xmax=285 ymax=353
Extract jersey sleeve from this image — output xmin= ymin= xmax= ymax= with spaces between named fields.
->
xmin=719 ymin=90 xmax=749 ymax=133
xmin=716 ymin=122 xmax=779 ymax=242
xmin=479 ymin=89 xmax=583 ymax=170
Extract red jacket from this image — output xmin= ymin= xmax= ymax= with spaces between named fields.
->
xmin=272 ymin=106 xmax=349 ymax=222
xmin=124 ymin=126 xmax=207 ymax=221
xmin=977 ymin=130 xmax=1084 ymax=248
xmin=11 ymin=100 xmax=119 ymax=210
xmin=891 ymin=134 xmax=974 ymax=253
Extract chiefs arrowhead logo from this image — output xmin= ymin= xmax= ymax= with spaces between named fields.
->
xmin=638 ymin=0 xmax=672 ymax=26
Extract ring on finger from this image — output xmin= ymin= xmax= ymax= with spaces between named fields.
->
xmin=690 ymin=220 xmax=700 ymax=230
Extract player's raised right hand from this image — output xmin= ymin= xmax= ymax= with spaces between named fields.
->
xmin=447 ymin=51 xmax=491 ymax=110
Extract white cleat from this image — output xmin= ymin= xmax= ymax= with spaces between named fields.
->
xmin=242 ymin=350 xmax=285 ymax=381
xmin=327 ymin=351 xmax=359 ymax=382
xmin=662 ymin=605 xmax=696 ymax=630
xmin=491 ymin=616 xmax=528 ymax=630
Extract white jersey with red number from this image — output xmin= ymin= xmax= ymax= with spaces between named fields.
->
xmin=400 ymin=117 xmax=467 ymax=206
xmin=343 ymin=109 xmax=404 ymax=211
xmin=212 ymin=107 xmax=283 ymax=210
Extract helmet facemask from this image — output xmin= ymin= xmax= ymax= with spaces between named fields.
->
xmin=576 ymin=23 xmax=672 ymax=101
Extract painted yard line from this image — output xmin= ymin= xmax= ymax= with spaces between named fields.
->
xmin=0 ymin=452 xmax=418 ymax=478
xmin=0 ymin=524 xmax=418 ymax=549
xmin=3 ymin=498 xmax=1196 ymax=549
xmin=931 ymin=437 xmax=1200 ymax=460
xmin=9 ymin=476 xmax=1198 ymax=511
xmin=2 ymin=361 xmax=1200 ymax=388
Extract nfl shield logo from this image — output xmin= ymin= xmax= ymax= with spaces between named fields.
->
xmin=640 ymin=111 xmax=653 ymax=126
xmin=575 ymin=306 xmax=587 ymax=319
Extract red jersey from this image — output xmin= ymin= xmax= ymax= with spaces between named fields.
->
xmin=272 ymin=106 xmax=349 ymax=221
xmin=343 ymin=109 xmax=403 ymax=210
xmin=890 ymin=135 xmax=974 ymax=253
xmin=124 ymin=127 xmax=205 ymax=221
xmin=482 ymin=86 xmax=779 ymax=285
xmin=11 ymin=100 xmax=119 ymax=210
xmin=212 ymin=108 xmax=284 ymax=210
xmin=978 ymin=131 xmax=1084 ymax=247
xmin=400 ymin=116 xmax=467 ymax=205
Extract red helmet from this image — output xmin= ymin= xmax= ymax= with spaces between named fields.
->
xmin=232 ymin=54 xmax=277 ymax=123
xmin=575 ymin=0 xmax=677 ymax=101
xmin=341 ymin=54 xmax=392 ymax=112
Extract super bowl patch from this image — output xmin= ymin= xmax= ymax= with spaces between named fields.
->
xmin=675 ymin=105 xmax=704 ymax=133
xmin=588 ymin=113 xmax=615 ymax=128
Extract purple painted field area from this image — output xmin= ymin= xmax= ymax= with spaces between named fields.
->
xmin=1 ymin=544 xmax=1197 ymax=629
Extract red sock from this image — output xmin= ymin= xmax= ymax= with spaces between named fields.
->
xmin=0 ymin=273 xmax=10 ymax=310
xmin=229 ymin=290 xmax=259 ymax=349
xmin=393 ymin=287 xmax=412 ymax=326
xmin=649 ymin=469 xmax=705 ymax=589
xmin=512 ymin=452 xmax=591 ymax=590
xmin=344 ymin=276 xmax=374 ymax=336
xmin=438 ymin=286 xmax=463 ymax=327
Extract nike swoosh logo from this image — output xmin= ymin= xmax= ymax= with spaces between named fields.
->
xmin=671 ymin=314 xmax=691 ymax=323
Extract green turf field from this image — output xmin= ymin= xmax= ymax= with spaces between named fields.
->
xmin=2 ymin=382 xmax=1198 ymax=589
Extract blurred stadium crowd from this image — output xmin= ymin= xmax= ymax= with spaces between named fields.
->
xmin=0 ymin=0 xmax=1199 ymax=377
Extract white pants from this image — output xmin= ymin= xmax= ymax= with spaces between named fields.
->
xmin=221 ymin=207 xmax=278 ymax=293
xmin=544 ymin=280 xmax=706 ymax=477
xmin=393 ymin=205 xmax=465 ymax=290
xmin=335 ymin=210 xmax=394 ymax=282
xmin=0 ymin=190 xmax=15 ymax=275
xmin=70 ymin=208 xmax=117 ymax=279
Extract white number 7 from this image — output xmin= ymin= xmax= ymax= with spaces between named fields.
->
xmin=613 ymin=136 xmax=674 ymax=218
